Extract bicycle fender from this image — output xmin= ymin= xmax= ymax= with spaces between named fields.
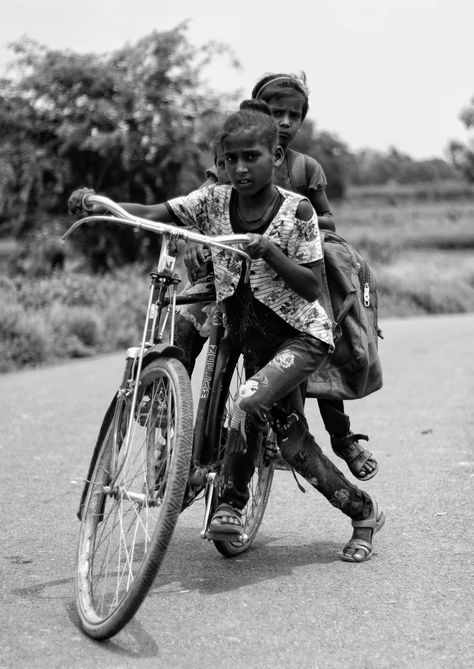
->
xmin=142 ymin=344 xmax=185 ymax=367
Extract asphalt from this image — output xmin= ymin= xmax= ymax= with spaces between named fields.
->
xmin=0 ymin=313 xmax=473 ymax=668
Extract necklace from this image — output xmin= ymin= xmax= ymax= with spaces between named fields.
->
xmin=237 ymin=187 xmax=279 ymax=224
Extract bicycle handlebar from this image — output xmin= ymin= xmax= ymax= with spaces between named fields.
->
xmin=63 ymin=193 xmax=252 ymax=262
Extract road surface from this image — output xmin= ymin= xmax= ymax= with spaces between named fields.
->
xmin=0 ymin=314 xmax=473 ymax=668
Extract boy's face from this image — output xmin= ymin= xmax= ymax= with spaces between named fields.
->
xmin=222 ymin=133 xmax=283 ymax=196
xmin=266 ymin=91 xmax=305 ymax=149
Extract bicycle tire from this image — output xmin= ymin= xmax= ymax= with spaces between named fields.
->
xmin=75 ymin=357 xmax=193 ymax=640
xmin=208 ymin=351 xmax=275 ymax=557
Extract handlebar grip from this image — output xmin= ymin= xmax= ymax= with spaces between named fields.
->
xmin=81 ymin=193 xmax=97 ymax=212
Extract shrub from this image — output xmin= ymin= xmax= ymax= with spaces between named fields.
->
xmin=0 ymin=300 xmax=52 ymax=371
xmin=50 ymin=306 xmax=105 ymax=358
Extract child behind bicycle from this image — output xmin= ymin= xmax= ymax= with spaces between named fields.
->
xmin=68 ymin=103 xmax=384 ymax=562
xmin=196 ymin=73 xmax=378 ymax=483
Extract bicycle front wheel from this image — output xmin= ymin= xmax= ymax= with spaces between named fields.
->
xmin=75 ymin=357 xmax=193 ymax=640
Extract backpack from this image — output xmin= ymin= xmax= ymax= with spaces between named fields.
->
xmin=306 ymin=230 xmax=384 ymax=400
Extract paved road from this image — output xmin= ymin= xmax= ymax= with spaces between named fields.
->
xmin=1 ymin=314 xmax=473 ymax=669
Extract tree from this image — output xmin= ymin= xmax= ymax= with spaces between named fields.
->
xmin=291 ymin=119 xmax=351 ymax=199
xmin=349 ymin=146 xmax=459 ymax=186
xmin=447 ymin=96 xmax=474 ymax=182
xmin=0 ymin=26 xmax=239 ymax=269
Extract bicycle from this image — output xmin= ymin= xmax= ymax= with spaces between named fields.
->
xmin=64 ymin=194 xmax=276 ymax=640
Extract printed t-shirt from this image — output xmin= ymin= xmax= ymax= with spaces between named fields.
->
xmin=165 ymin=184 xmax=334 ymax=348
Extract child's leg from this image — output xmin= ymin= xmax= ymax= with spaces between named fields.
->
xmin=215 ymin=335 xmax=323 ymax=511
xmin=212 ymin=335 xmax=383 ymax=559
xmin=173 ymin=278 xmax=216 ymax=375
xmin=317 ymin=398 xmax=349 ymax=435
xmin=317 ymin=398 xmax=378 ymax=481
xmin=174 ymin=312 xmax=208 ymax=376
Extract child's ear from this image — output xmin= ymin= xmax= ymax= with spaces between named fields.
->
xmin=273 ymin=145 xmax=284 ymax=168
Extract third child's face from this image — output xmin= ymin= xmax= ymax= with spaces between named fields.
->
xmin=215 ymin=150 xmax=231 ymax=184
xmin=222 ymin=135 xmax=275 ymax=195
xmin=267 ymin=92 xmax=305 ymax=149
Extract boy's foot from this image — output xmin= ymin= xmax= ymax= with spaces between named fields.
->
xmin=342 ymin=499 xmax=385 ymax=562
xmin=331 ymin=432 xmax=378 ymax=480
xmin=209 ymin=503 xmax=243 ymax=536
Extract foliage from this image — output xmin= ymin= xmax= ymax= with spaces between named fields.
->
xmin=346 ymin=180 xmax=474 ymax=205
xmin=447 ymin=94 xmax=474 ymax=182
xmin=290 ymin=122 xmax=461 ymax=195
xmin=0 ymin=26 xmax=239 ymax=268
xmin=349 ymin=147 xmax=460 ymax=186
xmin=292 ymin=120 xmax=351 ymax=199
xmin=332 ymin=196 xmax=474 ymax=317
xmin=0 ymin=268 xmax=149 ymax=371
xmin=0 ymin=298 xmax=52 ymax=372
xmin=2 ymin=192 xmax=474 ymax=372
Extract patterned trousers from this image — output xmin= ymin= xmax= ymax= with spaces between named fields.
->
xmin=218 ymin=334 xmax=372 ymax=522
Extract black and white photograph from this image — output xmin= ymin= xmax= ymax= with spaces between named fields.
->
xmin=1 ymin=1 xmax=473 ymax=667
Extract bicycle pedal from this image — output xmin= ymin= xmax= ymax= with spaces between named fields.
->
xmin=205 ymin=530 xmax=247 ymax=543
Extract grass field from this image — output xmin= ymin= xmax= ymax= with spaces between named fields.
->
xmin=1 ymin=192 xmax=473 ymax=370
xmin=333 ymin=197 xmax=474 ymax=316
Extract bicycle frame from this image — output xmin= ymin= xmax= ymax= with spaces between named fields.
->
xmin=65 ymin=195 xmax=251 ymax=516
xmin=68 ymin=194 xmax=282 ymax=639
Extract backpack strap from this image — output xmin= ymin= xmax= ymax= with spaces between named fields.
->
xmin=335 ymin=292 xmax=357 ymax=324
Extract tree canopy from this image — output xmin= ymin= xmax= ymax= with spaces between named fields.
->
xmin=448 ymin=95 xmax=474 ymax=182
xmin=0 ymin=26 xmax=465 ymax=272
xmin=0 ymin=25 xmax=237 ymax=268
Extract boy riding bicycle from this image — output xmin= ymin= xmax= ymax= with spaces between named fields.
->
xmin=69 ymin=103 xmax=384 ymax=563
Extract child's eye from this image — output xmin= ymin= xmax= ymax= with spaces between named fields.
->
xmin=217 ymin=159 xmax=225 ymax=169
xmin=225 ymin=155 xmax=236 ymax=163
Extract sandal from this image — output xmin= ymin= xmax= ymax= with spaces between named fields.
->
xmin=208 ymin=503 xmax=243 ymax=538
xmin=342 ymin=499 xmax=385 ymax=562
xmin=331 ymin=432 xmax=379 ymax=481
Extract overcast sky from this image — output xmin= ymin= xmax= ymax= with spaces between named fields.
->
xmin=2 ymin=0 xmax=473 ymax=159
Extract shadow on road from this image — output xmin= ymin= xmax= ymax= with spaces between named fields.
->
xmin=148 ymin=525 xmax=340 ymax=597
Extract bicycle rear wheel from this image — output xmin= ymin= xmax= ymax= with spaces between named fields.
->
xmin=212 ymin=427 xmax=275 ymax=557
xmin=75 ymin=357 xmax=193 ymax=640
xmin=207 ymin=348 xmax=275 ymax=557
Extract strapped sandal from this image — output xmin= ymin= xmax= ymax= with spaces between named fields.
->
xmin=331 ymin=432 xmax=379 ymax=481
xmin=342 ymin=500 xmax=385 ymax=563
xmin=208 ymin=503 xmax=243 ymax=538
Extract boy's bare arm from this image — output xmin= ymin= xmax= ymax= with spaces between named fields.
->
xmin=118 ymin=202 xmax=174 ymax=222
xmin=246 ymin=233 xmax=322 ymax=302
xmin=308 ymin=189 xmax=335 ymax=231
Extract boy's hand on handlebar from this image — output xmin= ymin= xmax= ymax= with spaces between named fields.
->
xmin=245 ymin=233 xmax=272 ymax=259
xmin=67 ymin=187 xmax=99 ymax=220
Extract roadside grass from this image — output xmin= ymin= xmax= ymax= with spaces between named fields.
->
xmin=1 ymin=193 xmax=473 ymax=371
xmin=0 ymin=269 xmax=149 ymax=372
xmin=333 ymin=197 xmax=474 ymax=317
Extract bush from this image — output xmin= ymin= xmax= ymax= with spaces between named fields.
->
xmin=50 ymin=306 xmax=105 ymax=358
xmin=0 ymin=267 xmax=150 ymax=370
xmin=0 ymin=300 xmax=51 ymax=372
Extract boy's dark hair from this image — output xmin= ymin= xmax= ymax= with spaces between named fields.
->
xmin=251 ymin=72 xmax=310 ymax=121
xmin=221 ymin=100 xmax=277 ymax=150
xmin=238 ymin=98 xmax=273 ymax=117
